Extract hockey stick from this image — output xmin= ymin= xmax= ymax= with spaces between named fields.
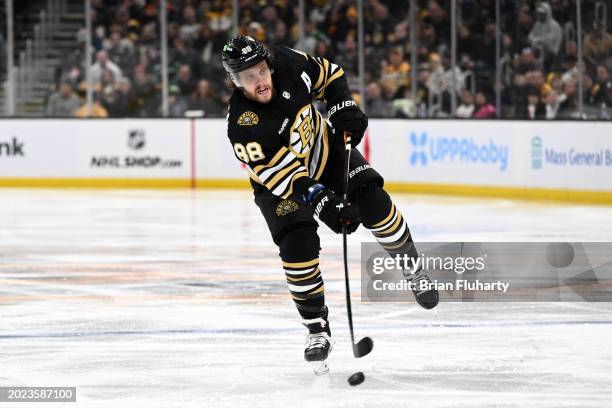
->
xmin=342 ymin=131 xmax=373 ymax=359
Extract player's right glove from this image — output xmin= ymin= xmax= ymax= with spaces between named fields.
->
xmin=307 ymin=184 xmax=360 ymax=234
xmin=328 ymin=100 xmax=368 ymax=147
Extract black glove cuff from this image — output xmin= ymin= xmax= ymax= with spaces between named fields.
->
xmin=305 ymin=183 xmax=325 ymax=204
xmin=328 ymin=100 xmax=358 ymax=121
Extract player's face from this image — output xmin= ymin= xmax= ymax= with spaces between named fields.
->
xmin=238 ymin=61 xmax=274 ymax=104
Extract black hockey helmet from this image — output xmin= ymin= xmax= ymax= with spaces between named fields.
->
xmin=222 ymin=35 xmax=272 ymax=85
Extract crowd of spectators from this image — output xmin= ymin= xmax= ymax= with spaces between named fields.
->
xmin=47 ymin=0 xmax=612 ymax=119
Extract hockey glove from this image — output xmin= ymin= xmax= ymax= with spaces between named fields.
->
xmin=308 ymin=185 xmax=360 ymax=234
xmin=328 ymin=101 xmax=368 ymax=147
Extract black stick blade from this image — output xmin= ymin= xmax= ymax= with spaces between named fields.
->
xmin=353 ymin=336 xmax=374 ymax=358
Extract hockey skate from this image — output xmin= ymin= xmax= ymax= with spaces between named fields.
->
xmin=404 ymin=268 xmax=439 ymax=309
xmin=302 ymin=306 xmax=333 ymax=375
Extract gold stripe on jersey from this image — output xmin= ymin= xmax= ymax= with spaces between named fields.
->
xmin=327 ymin=67 xmax=345 ymax=85
xmin=304 ymin=110 xmax=320 ymax=172
xmin=312 ymin=119 xmax=330 ymax=181
xmin=281 ymin=170 xmax=309 ymax=199
xmin=264 ymin=161 xmax=300 ymax=191
xmin=253 ymin=148 xmax=288 ymax=174
xmin=247 ymin=145 xmax=310 ymax=199
xmin=311 ymin=57 xmax=345 ymax=101
xmin=314 ymin=62 xmax=325 ymax=90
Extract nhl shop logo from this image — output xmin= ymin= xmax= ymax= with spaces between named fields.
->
xmin=128 ymin=129 xmax=146 ymax=150
xmin=531 ymin=136 xmax=543 ymax=169
xmin=409 ymin=131 xmax=428 ymax=166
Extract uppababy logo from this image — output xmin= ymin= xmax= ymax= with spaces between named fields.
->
xmin=410 ymin=132 xmax=428 ymax=166
xmin=409 ymin=131 xmax=509 ymax=171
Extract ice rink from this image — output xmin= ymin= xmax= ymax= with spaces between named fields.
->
xmin=1 ymin=189 xmax=612 ymax=407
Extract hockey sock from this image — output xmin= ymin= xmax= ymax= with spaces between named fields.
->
xmin=278 ymin=226 xmax=326 ymax=320
xmin=351 ymin=183 xmax=419 ymax=266
xmin=283 ymin=258 xmax=326 ymax=319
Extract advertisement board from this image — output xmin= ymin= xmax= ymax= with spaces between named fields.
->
xmin=365 ymin=120 xmax=612 ymax=195
xmin=0 ymin=118 xmax=611 ymax=202
xmin=0 ymin=119 xmax=190 ymax=181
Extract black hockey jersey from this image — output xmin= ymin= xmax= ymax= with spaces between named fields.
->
xmin=226 ymin=46 xmax=354 ymax=200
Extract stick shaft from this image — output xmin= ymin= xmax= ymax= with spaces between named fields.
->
xmin=342 ymin=132 xmax=355 ymax=344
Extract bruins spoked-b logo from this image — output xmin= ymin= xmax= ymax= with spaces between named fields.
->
xmin=289 ymin=105 xmax=315 ymax=157
xmin=276 ymin=199 xmax=300 ymax=216
xmin=237 ymin=111 xmax=259 ymax=126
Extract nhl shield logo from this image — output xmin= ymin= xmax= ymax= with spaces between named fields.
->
xmin=128 ymin=129 xmax=145 ymax=150
xmin=276 ymin=199 xmax=299 ymax=216
xmin=282 ymin=91 xmax=290 ymax=99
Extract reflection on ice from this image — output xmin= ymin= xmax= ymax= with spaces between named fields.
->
xmin=1 ymin=190 xmax=612 ymax=407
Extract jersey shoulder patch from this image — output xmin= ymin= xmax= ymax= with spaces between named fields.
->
xmin=236 ymin=111 xmax=259 ymax=126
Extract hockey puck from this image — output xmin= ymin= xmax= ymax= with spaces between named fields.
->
xmin=348 ymin=371 xmax=365 ymax=386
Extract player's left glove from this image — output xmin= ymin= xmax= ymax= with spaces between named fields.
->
xmin=328 ymin=101 xmax=368 ymax=147
xmin=306 ymin=184 xmax=360 ymax=234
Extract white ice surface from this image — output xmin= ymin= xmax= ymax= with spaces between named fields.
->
xmin=1 ymin=189 xmax=611 ymax=407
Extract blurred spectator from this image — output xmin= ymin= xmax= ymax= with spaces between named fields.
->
xmin=589 ymin=65 xmax=612 ymax=107
xmin=179 ymin=5 xmax=201 ymax=42
xmin=583 ymin=21 xmax=612 ymax=70
xmin=365 ymin=83 xmax=392 ymax=118
xmin=527 ymin=2 xmax=562 ymax=69
xmin=516 ymin=47 xmax=540 ymax=74
xmin=47 ymin=82 xmax=81 ymax=117
xmin=544 ymin=89 xmax=562 ymax=119
xmin=473 ymin=92 xmax=496 ymax=118
xmin=74 ymin=92 xmax=109 ymax=118
xmin=293 ymin=20 xmax=320 ymax=55
xmin=47 ymin=0 xmax=608 ymax=119
xmin=514 ymin=5 xmax=534 ymax=51
xmin=90 ymin=50 xmax=123 ymax=85
xmin=105 ymin=32 xmax=137 ymax=75
xmin=170 ymin=38 xmax=201 ymax=79
xmin=380 ymin=48 xmax=410 ymax=100
xmin=426 ymin=0 xmax=450 ymax=48
xmin=426 ymin=52 xmax=448 ymax=95
xmin=100 ymin=77 xmax=136 ymax=117
xmin=173 ymin=64 xmax=197 ymax=97
xmin=558 ymin=79 xmax=579 ymax=118
xmin=391 ymin=86 xmax=416 ymax=118
xmin=314 ymin=39 xmax=334 ymax=61
xmin=456 ymin=89 xmax=475 ymax=118
xmin=188 ymin=79 xmax=224 ymax=117
xmin=334 ymin=35 xmax=359 ymax=79
xmin=132 ymin=66 xmax=158 ymax=117
xmin=526 ymin=90 xmax=545 ymax=119
xmin=165 ymin=85 xmax=188 ymax=117
xmin=273 ymin=21 xmax=292 ymax=47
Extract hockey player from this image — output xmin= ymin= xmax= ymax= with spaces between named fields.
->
xmin=222 ymin=35 xmax=438 ymax=374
